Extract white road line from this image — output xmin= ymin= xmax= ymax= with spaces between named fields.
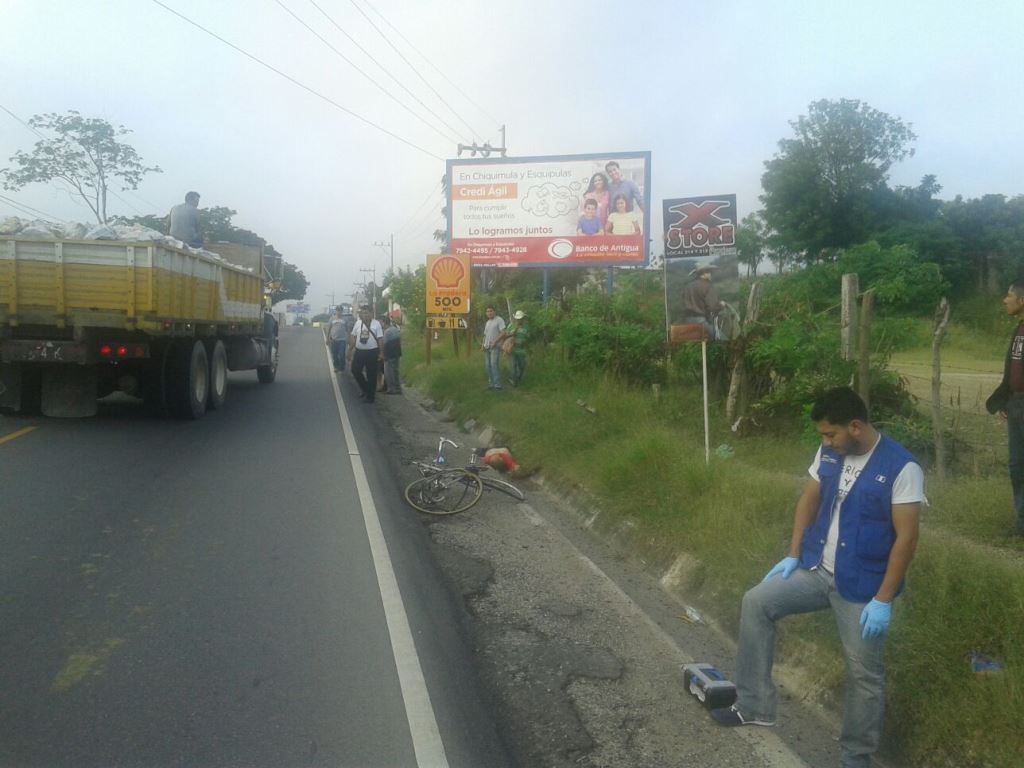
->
xmin=324 ymin=346 xmax=449 ymax=768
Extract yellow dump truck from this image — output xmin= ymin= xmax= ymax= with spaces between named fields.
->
xmin=0 ymin=237 xmax=281 ymax=418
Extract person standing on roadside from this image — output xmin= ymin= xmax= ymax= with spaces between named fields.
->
xmin=503 ymin=310 xmax=529 ymax=387
xmin=381 ymin=315 xmax=402 ymax=395
xmin=327 ymin=306 xmax=348 ymax=372
xmin=712 ymin=387 xmax=924 ymax=768
xmin=348 ymin=305 xmax=384 ymax=403
xmin=986 ymin=280 xmax=1024 ymax=537
xmin=481 ymin=305 xmax=506 ymax=390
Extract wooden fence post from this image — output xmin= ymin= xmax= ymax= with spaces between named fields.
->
xmin=726 ymin=282 xmax=762 ymax=424
xmin=841 ymin=273 xmax=859 ymax=361
xmin=932 ymin=297 xmax=951 ymax=481
xmin=857 ymin=289 xmax=874 ymax=412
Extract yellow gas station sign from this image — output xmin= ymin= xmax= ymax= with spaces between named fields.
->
xmin=425 ymin=253 xmax=471 ymax=316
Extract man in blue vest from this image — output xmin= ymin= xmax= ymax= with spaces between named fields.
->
xmin=712 ymin=387 xmax=923 ymax=768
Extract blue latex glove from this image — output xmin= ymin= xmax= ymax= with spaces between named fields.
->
xmin=859 ymin=599 xmax=892 ymax=640
xmin=762 ymin=556 xmax=799 ymax=582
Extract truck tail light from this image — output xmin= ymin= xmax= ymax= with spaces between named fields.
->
xmin=100 ymin=345 xmax=113 ymax=357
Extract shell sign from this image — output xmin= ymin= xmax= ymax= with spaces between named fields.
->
xmin=426 ymin=253 xmax=471 ymax=315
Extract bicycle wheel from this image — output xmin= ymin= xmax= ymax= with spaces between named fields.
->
xmin=404 ymin=470 xmax=483 ymax=515
xmin=480 ymin=476 xmax=525 ymax=501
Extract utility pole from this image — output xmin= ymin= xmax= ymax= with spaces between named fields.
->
xmin=359 ymin=266 xmax=376 ymax=315
xmin=457 ymin=127 xmax=508 ymax=299
xmin=325 ymin=291 xmax=335 ymax=313
xmin=373 ymin=235 xmax=394 ymax=314
xmin=456 ymin=124 xmax=508 ymax=158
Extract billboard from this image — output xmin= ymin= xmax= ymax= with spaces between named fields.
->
xmin=425 ymin=253 xmax=471 ymax=315
xmin=662 ymin=194 xmax=738 ymax=259
xmin=447 ymin=152 xmax=651 ymax=268
xmin=285 ymin=302 xmax=311 ymax=314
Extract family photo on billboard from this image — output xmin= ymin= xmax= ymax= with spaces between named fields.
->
xmin=447 ymin=152 xmax=651 ymax=268
xmin=576 ymin=159 xmax=645 ymax=236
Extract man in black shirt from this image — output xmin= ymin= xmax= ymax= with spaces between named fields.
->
xmin=986 ymin=280 xmax=1024 ymax=537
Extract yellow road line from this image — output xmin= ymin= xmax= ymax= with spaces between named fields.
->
xmin=0 ymin=426 xmax=38 ymax=445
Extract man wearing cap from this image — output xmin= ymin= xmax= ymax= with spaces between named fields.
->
xmin=348 ymin=305 xmax=384 ymax=403
xmin=327 ymin=306 xmax=350 ymax=372
xmin=502 ymin=310 xmax=529 ymax=387
xmin=682 ymin=264 xmax=725 ymax=340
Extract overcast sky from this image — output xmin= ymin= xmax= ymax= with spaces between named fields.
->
xmin=2 ymin=0 xmax=1022 ymax=313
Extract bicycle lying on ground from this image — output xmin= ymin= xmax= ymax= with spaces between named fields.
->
xmin=404 ymin=437 xmax=525 ymax=515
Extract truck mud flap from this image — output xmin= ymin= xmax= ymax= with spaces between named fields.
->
xmin=0 ymin=363 xmax=41 ymax=414
xmin=41 ymin=364 xmax=97 ymax=418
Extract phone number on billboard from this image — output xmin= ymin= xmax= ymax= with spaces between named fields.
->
xmin=456 ymin=246 xmax=527 ymax=255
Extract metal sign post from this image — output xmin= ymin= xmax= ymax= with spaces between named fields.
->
xmin=702 ymin=339 xmax=710 ymax=465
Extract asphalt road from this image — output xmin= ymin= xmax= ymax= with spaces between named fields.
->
xmin=0 ymin=326 xmax=509 ymax=768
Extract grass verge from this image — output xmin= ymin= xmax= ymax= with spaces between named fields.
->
xmin=402 ymin=332 xmax=1023 ymax=767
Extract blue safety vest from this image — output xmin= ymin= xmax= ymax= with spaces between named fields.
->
xmin=798 ymin=435 xmax=917 ymax=602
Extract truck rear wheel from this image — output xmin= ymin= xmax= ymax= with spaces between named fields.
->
xmin=206 ymin=339 xmax=228 ymax=410
xmin=168 ymin=340 xmax=208 ymax=420
xmin=256 ymin=339 xmax=278 ymax=384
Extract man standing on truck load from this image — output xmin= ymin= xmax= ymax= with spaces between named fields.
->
xmin=712 ymin=387 xmax=923 ymax=768
xmin=348 ymin=305 xmax=384 ymax=403
xmin=168 ymin=191 xmax=203 ymax=247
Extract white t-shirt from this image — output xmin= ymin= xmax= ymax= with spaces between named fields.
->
xmin=351 ymin=319 xmax=383 ymax=350
xmin=483 ymin=316 xmax=506 ymax=349
xmin=808 ymin=436 xmax=925 ymax=573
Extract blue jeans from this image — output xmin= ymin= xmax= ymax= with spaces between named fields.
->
xmin=484 ymin=347 xmax=502 ymax=388
xmin=510 ymin=354 xmax=526 ymax=386
xmin=1007 ymin=396 xmax=1024 ymax=534
xmin=735 ymin=568 xmax=885 ymax=768
xmin=384 ymin=357 xmax=401 ymax=393
xmin=330 ymin=339 xmax=346 ymax=370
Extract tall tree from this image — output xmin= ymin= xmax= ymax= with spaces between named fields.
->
xmin=271 ymin=260 xmax=309 ymax=305
xmin=760 ymin=99 xmax=917 ymax=258
xmin=1 ymin=111 xmax=161 ymax=224
xmin=943 ymin=194 xmax=1024 ymax=292
xmin=736 ymin=212 xmax=767 ymax=277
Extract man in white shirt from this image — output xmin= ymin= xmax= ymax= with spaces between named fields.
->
xmin=713 ymin=387 xmax=924 ymax=768
xmin=348 ymin=306 xmax=384 ymax=403
xmin=481 ymin=306 xmax=506 ymax=390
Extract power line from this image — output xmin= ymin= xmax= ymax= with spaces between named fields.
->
xmin=0 ymin=193 xmax=63 ymax=222
xmin=149 ymin=0 xmax=445 ymax=161
xmin=395 ymin=182 xmax=444 ymax=236
xmin=346 ymin=0 xmax=485 ymax=142
xmin=307 ymin=0 xmax=472 ymax=146
xmin=396 ymin=197 xmax=445 ymax=243
xmin=275 ymin=0 xmax=461 ymax=146
xmin=0 ymin=103 xmax=45 ymax=139
xmin=361 ymin=0 xmax=501 ymax=131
